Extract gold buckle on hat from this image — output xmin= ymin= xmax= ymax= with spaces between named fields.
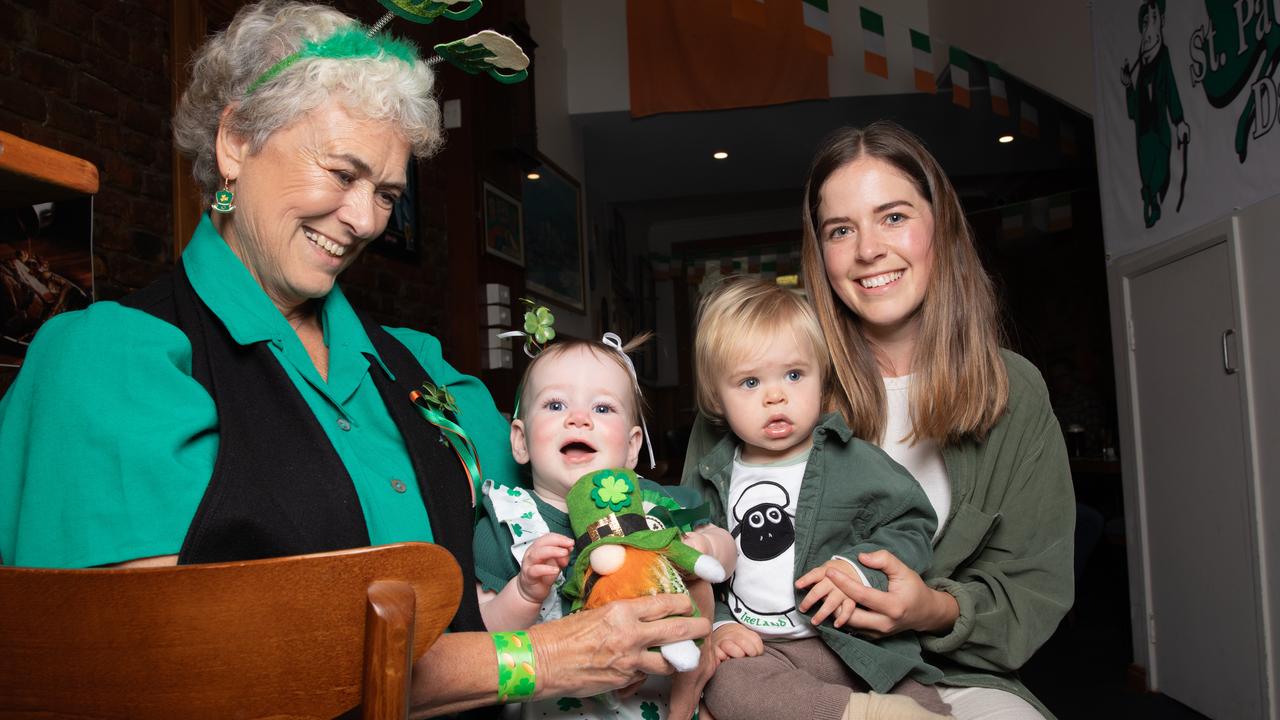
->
xmin=586 ymin=514 xmax=624 ymax=543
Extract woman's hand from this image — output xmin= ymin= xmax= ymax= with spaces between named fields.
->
xmin=824 ymin=550 xmax=959 ymax=637
xmin=527 ymin=593 xmax=711 ymax=699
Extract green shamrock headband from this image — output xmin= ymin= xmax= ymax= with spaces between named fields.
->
xmin=245 ymin=26 xmax=418 ymax=95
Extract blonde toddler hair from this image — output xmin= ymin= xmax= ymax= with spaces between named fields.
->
xmin=694 ymin=276 xmax=830 ymax=423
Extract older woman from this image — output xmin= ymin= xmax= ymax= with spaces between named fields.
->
xmin=684 ymin=122 xmax=1074 ymax=720
xmin=0 ymin=1 xmax=707 ymax=715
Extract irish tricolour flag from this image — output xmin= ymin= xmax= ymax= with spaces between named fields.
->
xmin=1020 ymin=100 xmax=1039 ymax=138
xmin=860 ymin=7 xmax=887 ymax=78
xmin=949 ymin=46 xmax=970 ymax=108
xmin=802 ymin=0 xmax=833 ymax=56
xmin=986 ymin=61 xmax=1009 ymax=117
xmin=910 ymin=29 xmax=934 ymax=93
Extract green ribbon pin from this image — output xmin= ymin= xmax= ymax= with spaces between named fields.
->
xmin=411 ymin=381 xmax=481 ymax=508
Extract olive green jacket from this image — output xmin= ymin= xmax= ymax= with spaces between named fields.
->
xmin=683 ymin=350 xmax=1073 ymax=718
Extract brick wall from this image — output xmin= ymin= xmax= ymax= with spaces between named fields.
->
xmin=0 ymin=0 xmax=174 ymax=300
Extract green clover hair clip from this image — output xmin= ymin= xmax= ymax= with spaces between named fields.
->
xmin=434 ymin=30 xmax=530 ymax=84
xmin=499 ymin=298 xmax=555 ymax=358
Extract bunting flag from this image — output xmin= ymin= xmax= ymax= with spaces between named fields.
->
xmin=986 ymin=61 xmax=1009 ymax=117
xmin=760 ymin=253 xmax=777 ymax=279
xmin=802 ymin=0 xmax=833 ymax=56
xmin=627 ymin=0 xmax=830 ymax=117
xmin=731 ymin=0 xmax=766 ymax=28
xmin=1049 ymin=194 xmax=1073 ymax=231
xmin=860 ymin=7 xmax=887 ymax=78
xmin=1019 ymin=99 xmax=1040 ymax=138
xmin=649 ymin=253 xmax=674 ymax=280
xmin=1059 ymin=120 xmax=1078 ymax=156
xmin=949 ymin=47 xmax=971 ymax=108
xmin=909 ymin=29 xmax=935 ymax=93
xmin=677 ymin=250 xmax=800 ymax=284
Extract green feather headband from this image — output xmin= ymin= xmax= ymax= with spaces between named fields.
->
xmin=245 ymin=25 xmax=419 ymax=96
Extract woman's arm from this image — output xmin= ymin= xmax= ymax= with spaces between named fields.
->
xmin=0 ymin=304 xmax=216 ymax=568
xmin=918 ymin=403 xmax=1074 ymax=671
xmin=835 ymin=369 xmax=1075 ymax=670
xmin=409 ymin=593 xmax=711 ymax=717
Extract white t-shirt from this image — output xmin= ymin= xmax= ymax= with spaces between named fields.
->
xmin=723 ymin=450 xmax=816 ymax=639
xmin=881 ymin=375 xmax=951 ymax=540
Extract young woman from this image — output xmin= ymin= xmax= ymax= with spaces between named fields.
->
xmin=685 ymin=122 xmax=1073 ymax=720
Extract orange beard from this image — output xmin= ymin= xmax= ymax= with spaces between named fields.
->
xmin=580 ymin=548 xmax=686 ymax=609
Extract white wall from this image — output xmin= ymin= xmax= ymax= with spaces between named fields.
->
xmin=645 ymin=207 xmax=799 ymax=387
xmin=928 ymin=0 xmax=1094 ymax=115
xmin=561 ymin=0 xmax=630 ymax=114
xmin=524 ymin=1 xmax=591 ymax=339
xmin=1232 ymin=197 xmax=1280 ymax=717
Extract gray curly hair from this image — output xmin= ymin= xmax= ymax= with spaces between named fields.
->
xmin=173 ymin=0 xmax=443 ymax=199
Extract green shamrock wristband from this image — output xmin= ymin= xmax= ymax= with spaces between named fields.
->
xmin=492 ymin=630 xmax=537 ymax=702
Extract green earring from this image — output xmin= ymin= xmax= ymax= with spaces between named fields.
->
xmin=212 ymin=178 xmax=235 ymax=213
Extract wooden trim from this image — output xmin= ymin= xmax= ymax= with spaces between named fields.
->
xmin=0 ymin=131 xmax=99 ymax=203
xmin=1126 ymin=663 xmax=1149 ymax=693
xmin=170 ymin=0 xmax=206 ymax=258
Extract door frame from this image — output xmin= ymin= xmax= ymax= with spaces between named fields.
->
xmin=1107 ymin=214 xmax=1269 ymax=714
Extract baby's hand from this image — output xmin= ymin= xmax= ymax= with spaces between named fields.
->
xmin=795 ymin=559 xmax=860 ymax=628
xmin=710 ymin=623 xmax=764 ymax=661
xmin=517 ymin=533 xmax=574 ymax=604
xmin=682 ymin=525 xmax=737 ymax=577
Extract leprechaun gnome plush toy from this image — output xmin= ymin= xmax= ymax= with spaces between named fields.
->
xmin=561 ymin=467 xmax=726 ymax=671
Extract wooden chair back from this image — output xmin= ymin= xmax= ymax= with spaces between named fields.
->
xmin=0 ymin=542 xmax=462 ymax=720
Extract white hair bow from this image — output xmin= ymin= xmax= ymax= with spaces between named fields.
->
xmin=601 ymin=332 xmax=655 ymax=470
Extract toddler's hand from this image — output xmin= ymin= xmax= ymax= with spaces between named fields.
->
xmin=710 ymin=623 xmax=763 ymax=661
xmin=517 ymin=533 xmax=574 ymax=604
xmin=795 ymin=559 xmax=860 ymax=628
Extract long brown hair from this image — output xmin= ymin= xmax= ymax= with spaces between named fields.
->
xmin=799 ymin=122 xmax=1007 ymax=445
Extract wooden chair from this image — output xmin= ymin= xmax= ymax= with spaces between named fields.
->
xmin=0 ymin=542 xmax=462 ymax=720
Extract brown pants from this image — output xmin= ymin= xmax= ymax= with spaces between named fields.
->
xmin=703 ymin=637 xmax=949 ymax=720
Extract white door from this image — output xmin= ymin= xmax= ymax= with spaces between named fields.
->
xmin=1129 ymin=239 xmax=1266 ymax=718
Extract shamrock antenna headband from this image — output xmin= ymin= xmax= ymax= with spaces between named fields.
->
xmin=372 ymin=0 xmax=530 ymax=84
xmin=245 ymin=0 xmax=530 ymax=98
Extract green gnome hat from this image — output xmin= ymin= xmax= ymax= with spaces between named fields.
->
xmin=561 ymin=468 xmax=689 ymax=605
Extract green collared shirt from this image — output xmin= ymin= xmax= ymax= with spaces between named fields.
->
xmin=0 ymin=215 xmax=518 ymax=568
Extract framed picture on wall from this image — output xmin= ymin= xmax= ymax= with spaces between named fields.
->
xmin=522 ymin=156 xmax=585 ymax=310
xmin=372 ymin=158 xmax=419 ymax=259
xmin=483 ymin=181 xmax=524 ymax=267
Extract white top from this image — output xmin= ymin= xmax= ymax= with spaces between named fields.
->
xmin=723 ymin=450 xmax=816 ymax=639
xmin=881 ymin=375 xmax=951 ymax=541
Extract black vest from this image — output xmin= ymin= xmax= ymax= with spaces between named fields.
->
xmin=120 ymin=262 xmax=483 ymax=632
